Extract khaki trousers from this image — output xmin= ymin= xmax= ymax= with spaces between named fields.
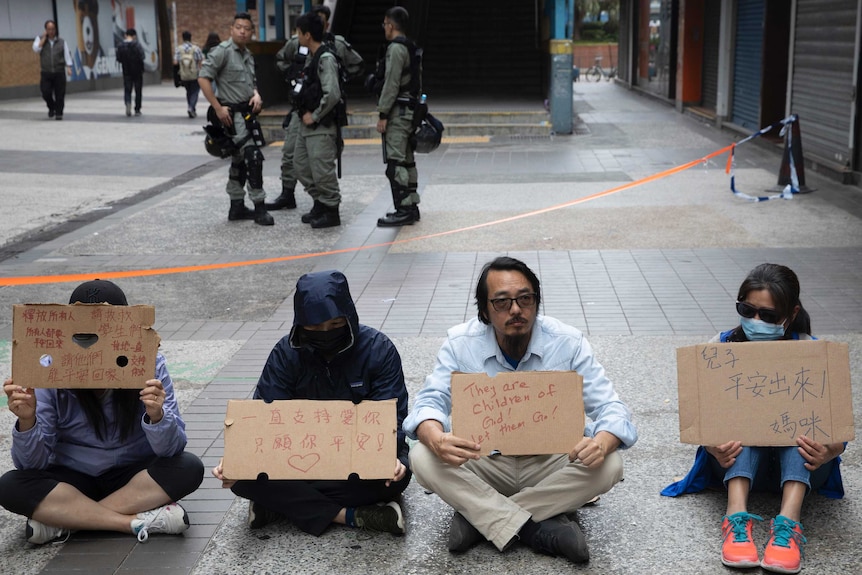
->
xmin=409 ymin=442 xmax=624 ymax=550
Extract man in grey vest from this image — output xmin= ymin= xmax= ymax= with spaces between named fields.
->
xmin=32 ymin=20 xmax=72 ymax=120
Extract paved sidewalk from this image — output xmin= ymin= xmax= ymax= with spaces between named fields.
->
xmin=0 ymin=82 xmax=860 ymax=574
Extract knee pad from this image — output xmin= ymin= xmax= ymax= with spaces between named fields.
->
xmin=243 ymin=146 xmax=265 ymax=189
xmin=229 ymin=160 xmax=247 ymax=187
xmin=385 ymin=160 xmax=398 ymax=182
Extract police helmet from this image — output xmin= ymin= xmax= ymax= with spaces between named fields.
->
xmin=414 ymin=113 xmax=444 ymax=154
xmin=203 ymin=124 xmax=234 ymax=158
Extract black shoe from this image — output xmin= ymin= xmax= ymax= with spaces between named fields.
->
xmin=228 ymin=199 xmax=256 ymax=221
xmin=448 ymin=512 xmax=484 ymax=553
xmin=264 ymin=189 xmax=297 ymax=210
xmin=529 ymin=515 xmax=589 ymax=564
xmin=310 ymin=205 xmax=340 ymax=228
xmin=187 ymin=110 xmax=194 ymax=118
xmin=354 ymin=502 xmax=405 ymax=535
xmin=48 ymin=109 xmax=55 ymax=118
xmin=301 ymin=200 xmax=325 ymax=224
xmin=55 ymin=115 xmax=63 ymax=121
xmin=247 ymin=501 xmax=284 ymax=529
xmin=377 ymin=205 xmax=419 ymax=227
xmin=135 ymin=110 xmax=141 ymax=116
xmin=253 ymin=202 xmax=274 ymax=226
xmin=386 ymin=205 xmax=420 ymax=221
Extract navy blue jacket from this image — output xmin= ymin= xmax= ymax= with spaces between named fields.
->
xmin=255 ymin=270 xmax=410 ymax=467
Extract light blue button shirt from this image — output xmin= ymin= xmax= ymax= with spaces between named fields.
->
xmin=403 ymin=315 xmax=638 ymax=448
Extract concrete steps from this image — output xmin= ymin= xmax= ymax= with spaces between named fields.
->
xmin=258 ymin=107 xmax=552 ymax=143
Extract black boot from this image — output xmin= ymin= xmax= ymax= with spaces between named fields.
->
xmin=377 ymin=205 xmax=419 ymax=227
xmin=310 ymin=204 xmax=340 ymax=228
xmin=253 ymin=202 xmax=275 ymax=226
xmin=264 ymin=186 xmax=297 ymax=210
xmin=301 ymin=200 xmax=325 ymax=224
xmin=386 ymin=204 xmax=420 ymax=221
xmin=228 ymin=199 xmax=256 ymax=221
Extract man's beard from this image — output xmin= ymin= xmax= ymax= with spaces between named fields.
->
xmin=501 ymin=332 xmax=530 ymax=358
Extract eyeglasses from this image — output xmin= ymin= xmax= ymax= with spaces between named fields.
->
xmin=381 ymin=21 xmax=391 ymax=29
xmin=736 ymin=301 xmax=782 ymax=325
xmin=489 ymin=293 xmax=538 ymax=312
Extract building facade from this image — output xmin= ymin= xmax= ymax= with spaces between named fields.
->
xmin=619 ymin=0 xmax=862 ymax=182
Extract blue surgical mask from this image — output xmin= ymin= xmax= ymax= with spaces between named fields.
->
xmin=740 ymin=316 xmax=786 ymax=341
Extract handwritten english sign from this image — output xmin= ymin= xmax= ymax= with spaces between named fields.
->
xmin=12 ymin=303 xmax=159 ymax=389
xmin=676 ymin=341 xmax=854 ymax=446
xmin=222 ymin=399 xmax=398 ymax=480
xmin=451 ymin=371 xmax=584 ymax=456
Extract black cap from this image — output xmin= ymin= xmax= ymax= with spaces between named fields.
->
xmin=69 ymin=280 xmax=128 ymax=305
xmin=126 ymin=28 xmax=137 ymax=37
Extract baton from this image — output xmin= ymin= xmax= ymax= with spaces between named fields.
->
xmin=381 ymin=134 xmax=387 ymax=164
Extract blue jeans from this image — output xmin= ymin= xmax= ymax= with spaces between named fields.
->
xmin=183 ymin=80 xmax=200 ymax=111
xmin=709 ymin=446 xmax=833 ymax=494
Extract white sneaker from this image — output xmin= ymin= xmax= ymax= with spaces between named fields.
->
xmin=26 ymin=519 xmax=70 ymax=545
xmin=131 ymin=503 xmax=189 ymax=542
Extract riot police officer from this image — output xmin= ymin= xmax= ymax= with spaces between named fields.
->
xmin=265 ymin=34 xmax=307 ymax=212
xmin=293 ymin=12 xmax=343 ymax=229
xmin=199 ymin=13 xmax=274 ymax=226
xmin=373 ymin=7 xmax=422 ymax=227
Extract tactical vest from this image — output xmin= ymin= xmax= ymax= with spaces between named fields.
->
xmin=370 ymin=37 xmax=422 ymax=99
xmin=299 ymin=45 xmax=345 ymax=126
xmin=40 ymin=38 xmax=67 ymax=74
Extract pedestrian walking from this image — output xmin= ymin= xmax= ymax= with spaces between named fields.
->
xmin=116 ymin=29 xmax=145 ymax=117
xmin=174 ymin=31 xmax=204 ymax=118
xmin=32 ymin=20 xmax=72 ymax=120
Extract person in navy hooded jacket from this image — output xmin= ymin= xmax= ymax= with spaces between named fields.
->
xmin=213 ymin=270 xmax=411 ymax=535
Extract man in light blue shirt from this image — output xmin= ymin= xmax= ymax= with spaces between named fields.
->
xmin=404 ymin=256 xmax=637 ymax=564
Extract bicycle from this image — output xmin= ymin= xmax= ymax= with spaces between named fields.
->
xmin=585 ymin=55 xmax=616 ymax=82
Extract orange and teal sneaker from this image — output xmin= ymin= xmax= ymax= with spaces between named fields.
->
xmin=721 ymin=511 xmax=763 ymax=568
xmin=761 ymin=515 xmax=806 ymax=574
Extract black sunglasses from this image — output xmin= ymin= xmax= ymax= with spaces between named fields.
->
xmin=736 ymin=301 xmax=782 ymax=325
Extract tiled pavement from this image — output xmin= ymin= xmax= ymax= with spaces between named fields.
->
xmin=1 ymin=81 xmax=861 ymax=573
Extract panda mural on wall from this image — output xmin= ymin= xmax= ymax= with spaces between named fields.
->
xmin=59 ymin=0 xmax=160 ymax=81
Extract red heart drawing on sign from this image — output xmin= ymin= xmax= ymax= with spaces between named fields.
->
xmin=288 ymin=453 xmax=320 ymax=473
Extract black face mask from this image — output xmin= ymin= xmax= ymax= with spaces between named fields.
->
xmin=302 ymin=325 xmax=351 ymax=354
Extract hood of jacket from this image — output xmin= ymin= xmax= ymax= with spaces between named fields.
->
xmin=288 ymin=270 xmax=358 ymax=352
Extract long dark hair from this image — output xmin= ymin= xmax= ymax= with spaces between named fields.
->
xmin=203 ymin=32 xmax=221 ymax=54
xmin=727 ymin=263 xmax=811 ymax=342
xmin=475 ymin=256 xmax=541 ymax=324
xmin=73 ymin=389 xmax=141 ymax=442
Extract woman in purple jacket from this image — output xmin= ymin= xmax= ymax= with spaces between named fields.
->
xmin=0 ymin=280 xmax=204 ymax=545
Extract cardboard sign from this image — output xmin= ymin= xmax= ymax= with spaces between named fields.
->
xmin=12 ymin=303 xmax=159 ymax=389
xmin=222 ymin=399 xmax=398 ymax=480
xmin=677 ymin=341 xmax=854 ymax=446
xmin=451 ymin=371 xmax=584 ymax=455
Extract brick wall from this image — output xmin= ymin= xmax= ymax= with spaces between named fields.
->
xmin=170 ymin=0 xmax=260 ymax=57
xmin=572 ymin=43 xmax=619 ymax=71
xmin=0 ymin=1 xmax=260 ymax=91
xmin=0 ymin=41 xmax=41 ymax=88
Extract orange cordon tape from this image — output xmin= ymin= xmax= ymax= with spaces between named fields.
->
xmin=0 ymin=144 xmax=734 ymax=287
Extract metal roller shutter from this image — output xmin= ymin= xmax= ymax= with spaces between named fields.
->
xmin=790 ymin=0 xmax=857 ymax=167
xmin=732 ymin=0 xmax=764 ymax=129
